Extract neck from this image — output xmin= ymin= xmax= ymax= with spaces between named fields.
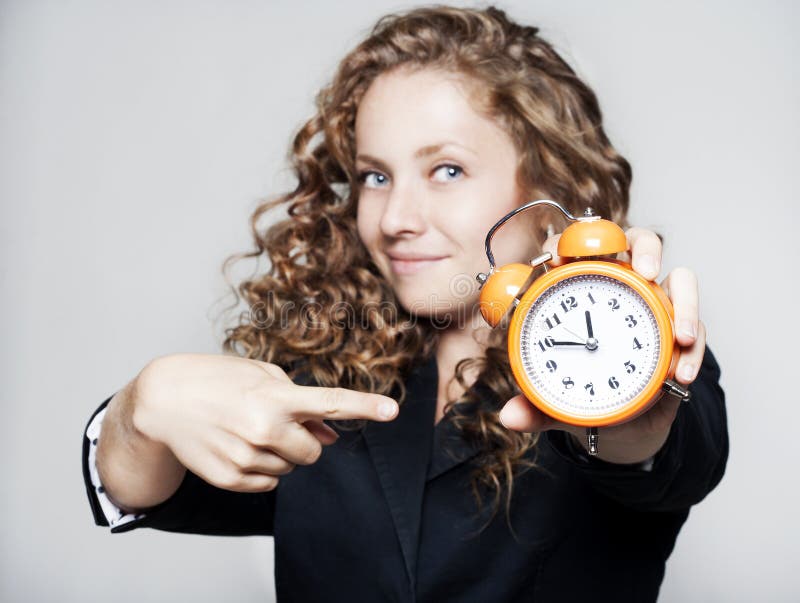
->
xmin=433 ymin=307 xmax=493 ymax=424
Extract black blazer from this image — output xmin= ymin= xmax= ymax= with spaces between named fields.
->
xmin=83 ymin=347 xmax=728 ymax=602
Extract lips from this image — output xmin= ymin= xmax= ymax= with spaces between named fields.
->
xmin=385 ymin=251 xmax=448 ymax=275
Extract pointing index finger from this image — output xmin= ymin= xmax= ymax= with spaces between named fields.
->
xmin=287 ymin=384 xmax=399 ymax=422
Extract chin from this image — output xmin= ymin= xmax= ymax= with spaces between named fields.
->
xmin=391 ymin=286 xmax=479 ymax=329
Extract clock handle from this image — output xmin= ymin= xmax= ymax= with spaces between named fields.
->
xmin=483 ymin=199 xmax=578 ymax=269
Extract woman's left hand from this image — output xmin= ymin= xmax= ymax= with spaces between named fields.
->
xmin=499 ymin=227 xmax=707 ymax=464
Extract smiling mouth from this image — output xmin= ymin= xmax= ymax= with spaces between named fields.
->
xmin=387 ymin=256 xmax=447 ymax=275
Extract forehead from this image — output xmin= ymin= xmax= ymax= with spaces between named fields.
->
xmin=354 ymin=66 xmax=512 ymax=155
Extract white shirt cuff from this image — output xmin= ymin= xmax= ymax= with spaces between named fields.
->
xmin=86 ymin=407 xmax=146 ymax=528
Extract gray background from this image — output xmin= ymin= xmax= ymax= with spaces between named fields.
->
xmin=2 ymin=0 xmax=797 ymax=600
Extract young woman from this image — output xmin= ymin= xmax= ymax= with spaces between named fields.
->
xmin=82 ymin=6 xmax=728 ymax=601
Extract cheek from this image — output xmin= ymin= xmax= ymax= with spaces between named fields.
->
xmin=441 ymin=214 xmax=484 ymax=255
xmin=453 ymin=183 xmax=526 ymax=253
xmin=490 ymin=218 xmax=543 ymax=265
xmin=356 ymin=203 xmax=379 ymax=247
xmin=437 ymin=205 xmax=494 ymax=251
xmin=460 ymin=205 xmax=518 ymax=257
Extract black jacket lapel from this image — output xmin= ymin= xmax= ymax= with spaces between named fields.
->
xmin=362 ymin=355 xmax=437 ymax=592
xmin=426 ymin=410 xmax=482 ymax=482
xmin=425 ymin=380 xmax=502 ymax=482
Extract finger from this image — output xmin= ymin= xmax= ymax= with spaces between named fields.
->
xmin=213 ymin=429 xmax=297 ymax=475
xmin=234 ymin=447 xmax=296 ymax=476
xmin=186 ymin=446 xmax=280 ymax=493
xmin=262 ymin=421 xmax=327 ymax=466
xmin=661 ymin=266 xmax=700 ymax=347
xmin=287 ymin=384 xmax=399 ymax=423
xmin=234 ymin=473 xmax=281 ymax=492
xmin=303 ymin=419 xmax=340 ymax=446
xmin=674 ymin=320 xmax=707 ymax=385
xmin=624 ymin=227 xmax=662 ymax=280
xmin=541 ymin=233 xmax=565 ymax=266
xmin=239 ymin=416 xmax=327 ymax=466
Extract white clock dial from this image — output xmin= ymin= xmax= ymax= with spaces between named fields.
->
xmin=519 ymin=274 xmax=661 ymax=418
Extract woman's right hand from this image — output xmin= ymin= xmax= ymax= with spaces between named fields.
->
xmin=126 ymin=353 xmax=399 ymax=494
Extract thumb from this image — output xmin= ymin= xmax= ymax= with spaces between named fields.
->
xmin=499 ymin=394 xmax=556 ymax=432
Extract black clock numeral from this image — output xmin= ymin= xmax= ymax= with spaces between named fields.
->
xmin=608 ymin=376 xmax=620 ymax=390
xmin=537 ymin=336 xmax=555 ymax=352
xmin=584 ymin=382 xmax=595 ymax=396
xmin=624 ymin=360 xmax=636 ymax=374
xmin=544 ymin=313 xmax=561 ymax=330
xmin=632 ymin=337 xmax=642 ymax=350
xmin=560 ymin=296 xmax=578 ymax=313
xmin=625 ymin=315 xmax=637 ymax=328
xmin=587 ymin=292 xmax=597 ymax=305
xmin=608 ymin=298 xmax=620 ymax=310
xmin=562 ymin=377 xmax=575 ymax=389
xmin=545 ymin=360 xmax=558 ymax=373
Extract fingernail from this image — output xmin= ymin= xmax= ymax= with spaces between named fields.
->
xmin=679 ymin=320 xmax=697 ymax=339
xmin=636 ymin=254 xmax=656 ymax=278
xmin=679 ymin=363 xmax=695 ymax=381
xmin=378 ymin=400 xmax=398 ymax=419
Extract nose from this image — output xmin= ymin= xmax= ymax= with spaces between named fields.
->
xmin=379 ymin=180 xmax=427 ymax=238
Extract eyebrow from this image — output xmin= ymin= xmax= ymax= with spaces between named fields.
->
xmin=356 ymin=142 xmax=477 ymax=171
xmin=414 ymin=142 xmax=476 ymax=158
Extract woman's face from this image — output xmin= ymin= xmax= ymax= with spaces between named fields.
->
xmin=355 ymin=66 xmax=541 ymax=322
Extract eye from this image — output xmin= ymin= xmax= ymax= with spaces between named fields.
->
xmin=358 ymin=170 xmax=389 ymax=189
xmin=431 ymin=164 xmax=464 ymax=183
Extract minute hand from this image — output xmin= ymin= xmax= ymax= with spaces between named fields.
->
xmin=551 ymin=341 xmax=585 ymax=346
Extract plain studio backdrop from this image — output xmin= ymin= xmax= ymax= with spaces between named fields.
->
xmin=1 ymin=0 xmax=797 ymax=600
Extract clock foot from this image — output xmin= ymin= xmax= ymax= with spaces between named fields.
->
xmin=586 ymin=427 xmax=599 ymax=456
xmin=663 ymin=379 xmax=691 ymax=402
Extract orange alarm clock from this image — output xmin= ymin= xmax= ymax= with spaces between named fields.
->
xmin=475 ymin=200 xmax=690 ymax=456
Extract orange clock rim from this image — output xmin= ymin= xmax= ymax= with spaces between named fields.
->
xmin=508 ymin=260 xmax=674 ymax=427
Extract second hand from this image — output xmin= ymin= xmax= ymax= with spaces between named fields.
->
xmin=562 ymin=326 xmax=587 ymax=343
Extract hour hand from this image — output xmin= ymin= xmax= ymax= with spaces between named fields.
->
xmin=585 ymin=310 xmax=594 ymax=339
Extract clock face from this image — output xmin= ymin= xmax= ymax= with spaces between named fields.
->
xmin=518 ymin=274 xmax=661 ymax=418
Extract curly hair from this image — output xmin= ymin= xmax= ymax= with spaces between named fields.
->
xmin=219 ymin=4 xmax=632 ymax=524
